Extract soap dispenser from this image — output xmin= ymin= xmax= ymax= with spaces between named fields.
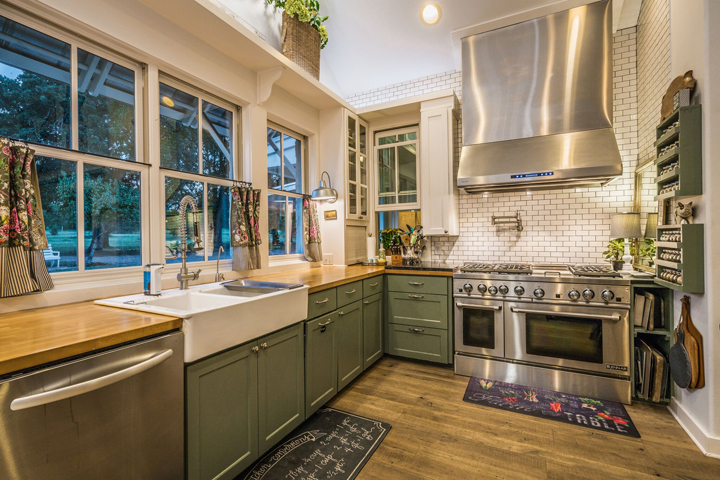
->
xmin=144 ymin=263 xmax=164 ymax=296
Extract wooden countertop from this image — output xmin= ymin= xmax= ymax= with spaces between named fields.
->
xmin=247 ymin=265 xmax=386 ymax=293
xmin=0 ymin=303 xmax=181 ymax=376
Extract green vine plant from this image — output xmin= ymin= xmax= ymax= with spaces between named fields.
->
xmin=266 ymin=0 xmax=329 ymax=48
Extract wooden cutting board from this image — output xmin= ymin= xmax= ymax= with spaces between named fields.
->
xmin=682 ymin=296 xmax=705 ymax=389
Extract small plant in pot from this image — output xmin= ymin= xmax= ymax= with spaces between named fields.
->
xmin=604 ymin=238 xmax=625 ymax=271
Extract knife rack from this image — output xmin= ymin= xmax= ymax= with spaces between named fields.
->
xmin=492 ymin=211 xmax=523 ymax=231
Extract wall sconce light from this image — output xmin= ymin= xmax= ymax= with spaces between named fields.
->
xmin=311 ymin=171 xmax=338 ymax=203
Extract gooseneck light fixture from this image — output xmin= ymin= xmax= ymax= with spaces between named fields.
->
xmin=311 ymin=171 xmax=338 ymax=203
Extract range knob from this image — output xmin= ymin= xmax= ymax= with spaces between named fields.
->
xmin=533 ymin=288 xmax=545 ymax=298
xmin=488 ymin=286 xmax=498 ymax=295
xmin=477 ymin=284 xmax=487 ymax=294
xmin=463 ymin=283 xmax=473 ymax=294
xmin=499 ymin=285 xmax=509 ymax=295
xmin=514 ymin=286 xmax=525 ymax=296
xmin=568 ymin=289 xmax=581 ymax=301
xmin=601 ymin=290 xmax=615 ymax=302
xmin=582 ymin=289 xmax=595 ymax=301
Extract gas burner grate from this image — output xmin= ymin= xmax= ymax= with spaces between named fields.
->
xmin=568 ymin=264 xmax=622 ymax=278
xmin=460 ymin=263 xmax=533 ymax=275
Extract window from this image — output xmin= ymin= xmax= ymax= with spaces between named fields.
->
xmin=160 ymin=78 xmax=238 ymax=264
xmin=267 ymin=125 xmax=304 ymax=257
xmin=1 ymin=14 xmax=145 ymax=274
xmin=375 ymin=127 xmax=419 ymax=209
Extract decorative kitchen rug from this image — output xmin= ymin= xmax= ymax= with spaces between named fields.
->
xmin=463 ymin=377 xmax=640 ymax=438
xmin=238 ymin=408 xmax=391 ymax=480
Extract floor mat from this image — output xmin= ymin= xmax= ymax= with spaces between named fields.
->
xmin=463 ymin=377 xmax=640 ymax=438
xmin=238 ymin=407 xmax=391 ymax=479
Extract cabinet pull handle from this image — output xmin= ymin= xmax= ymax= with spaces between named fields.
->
xmin=408 ymin=282 xmax=424 ymax=286
xmin=363 ymin=300 xmax=369 ymax=305
xmin=408 ymin=294 xmax=424 ymax=299
xmin=345 ymin=289 xmax=357 ymax=295
xmin=260 ymin=343 xmax=268 ymax=349
xmin=318 ymin=320 xmax=334 ymax=326
xmin=251 ymin=346 xmax=259 ymax=353
xmin=409 ymin=327 xmax=425 ymax=333
xmin=370 ymin=282 xmax=379 ymax=287
xmin=315 ymin=298 xmax=329 ymax=304
xmin=338 ymin=311 xmax=345 ymax=316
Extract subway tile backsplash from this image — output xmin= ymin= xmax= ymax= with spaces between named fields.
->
xmin=346 ymin=28 xmax=657 ymax=265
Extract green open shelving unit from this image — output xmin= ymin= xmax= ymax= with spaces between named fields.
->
xmin=654 ymin=105 xmax=702 ymax=200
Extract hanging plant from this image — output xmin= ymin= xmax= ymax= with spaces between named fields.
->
xmin=266 ymin=0 xmax=329 ymax=48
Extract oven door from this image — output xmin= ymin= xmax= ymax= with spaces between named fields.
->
xmin=505 ymin=302 xmax=630 ymax=377
xmin=454 ymin=298 xmax=504 ymax=357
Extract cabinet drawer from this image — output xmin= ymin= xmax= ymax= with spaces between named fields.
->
xmin=363 ymin=276 xmax=384 ymax=297
xmin=337 ymin=281 xmax=363 ymax=307
xmin=388 ymin=275 xmax=447 ymax=295
xmin=388 ymin=292 xmax=448 ymax=329
xmin=388 ymin=324 xmax=448 ymax=364
xmin=308 ymin=289 xmax=337 ymax=319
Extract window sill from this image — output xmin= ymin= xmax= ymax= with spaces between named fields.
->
xmin=268 ymin=256 xmax=308 ymax=268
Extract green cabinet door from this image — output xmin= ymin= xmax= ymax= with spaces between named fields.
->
xmin=363 ymin=293 xmax=383 ymax=369
xmin=305 ymin=314 xmax=338 ymax=419
xmin=186 ymin=343 xmax=258 ymax=480
xmin=257 ymin=324 xmax=305 ymax=455
xmin=337 ymin=300 xmax=364 ymax=389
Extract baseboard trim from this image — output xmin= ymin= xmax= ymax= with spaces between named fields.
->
xmin=668 ymin=398 xmax=720 ymax=458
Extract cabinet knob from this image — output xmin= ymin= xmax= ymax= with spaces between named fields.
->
xmin=251 ymin=346 xmax=259 ymax=353
xmin=260 ymin=343 xmax=268 ymax=349
xmin=444 ymin=230 xmax=448 ymax=234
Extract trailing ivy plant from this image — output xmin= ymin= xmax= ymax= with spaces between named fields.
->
xmin=266 ymin=0 xmax=329 ymax=48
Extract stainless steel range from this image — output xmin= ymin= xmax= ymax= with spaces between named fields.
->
xmin=453 ymin=263 xmax=632 ymax=403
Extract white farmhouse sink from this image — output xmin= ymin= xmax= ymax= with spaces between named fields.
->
xmin=95 ymin=281 xmax=309 ymax=363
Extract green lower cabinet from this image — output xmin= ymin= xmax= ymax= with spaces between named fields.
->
xmin=388 ymin=323 xmax=448 ymax=363
xmin=363 ymin=293 xmax=383 ymax=369
xmin=186 ymin=343 xmax=258 ymax=480
xmin=337 ymin=300 xmax=364 ymax=390
xmin=388 ymin=292 xmax=448 ymax=329
xmin=257 ymin=323 xmax=305 ymax=455
xmin=305 ymin=314 xmax=338 ymax=419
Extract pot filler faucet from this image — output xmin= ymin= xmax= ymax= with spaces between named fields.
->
xmin=177 ymin=195 xmax=204 ymax=289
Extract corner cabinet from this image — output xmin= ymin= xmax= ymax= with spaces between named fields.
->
xmin=420 ymin=95 xmax=459 ymax=236
xmin=346 ymin=112 xmax=369 ymax=221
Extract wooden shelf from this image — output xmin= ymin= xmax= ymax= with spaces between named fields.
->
xmin=655 ymin=224 xmax=704 ymax=293
xmin=654 ymin=147 xmax=679 ymax=167
xmin=655 ymin=168 xmax=680 ymax=184
xmin=654 ymin=125 xmax=680 ymax=148
xmin=654 ymin=105 xmax=702 ymax=199
xmin=634 ymin=327 xmax=672 ymax=338
xmin=655 ymin=259 xmax=682 ymax=269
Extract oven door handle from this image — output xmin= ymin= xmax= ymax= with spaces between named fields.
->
xmin=510 ymin=307 xmax=621 ymax=322
xmin=455 ymin=303 xmax=502 ymax=311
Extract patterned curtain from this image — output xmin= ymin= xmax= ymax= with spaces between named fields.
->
xmin=0 ymin=138 xmax=53 ymax=297
xmin=302 ymin=197 xmax=322 ymax=262
xmin=230 ymin=186 xmax=262 ymax=271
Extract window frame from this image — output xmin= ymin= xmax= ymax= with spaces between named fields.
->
xmin=373 ymin=125 xmax=421 ymax=212
xmin=266 ymin=123 xmax=306 ymax=260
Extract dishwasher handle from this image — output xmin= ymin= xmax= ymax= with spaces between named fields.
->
xmin=10 ymin=349 xmax=174 ymax=411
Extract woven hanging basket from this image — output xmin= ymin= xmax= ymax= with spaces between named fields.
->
xmin=281 ymin=11 xmax=321 ymax=80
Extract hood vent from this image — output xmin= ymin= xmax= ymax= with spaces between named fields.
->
xmin=458 ymin=0 xmax=622 ymax=192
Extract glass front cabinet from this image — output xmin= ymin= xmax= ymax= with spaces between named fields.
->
xmin=346 ymin=112 xmax=369 ymax=221
xmin=375 ymin=126 xmax=420 ymax=211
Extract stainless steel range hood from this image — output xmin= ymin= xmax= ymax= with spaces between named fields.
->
xmin=457 ymin=0 xmax=622 ymax=193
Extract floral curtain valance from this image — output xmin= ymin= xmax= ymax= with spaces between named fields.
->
xmin=0 ymin=138 xmax=54 ymax=297
xmin=231 ymin=186 xmax=262 ymax=271
xmin=302 ymin=197 xmax=322 ymax=262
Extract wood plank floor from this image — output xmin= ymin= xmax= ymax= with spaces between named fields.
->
xmin=327 ymin=357 xmax=720 ymax=480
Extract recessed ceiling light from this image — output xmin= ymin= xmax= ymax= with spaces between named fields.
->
xmin=161 ymin=96 xmax=175 ymax=107
xmin=421 ymin=4 xmax=442 ymax=25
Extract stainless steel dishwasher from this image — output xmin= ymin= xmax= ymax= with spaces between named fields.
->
xmin=0 ymin=332 xmax=184 ymax=479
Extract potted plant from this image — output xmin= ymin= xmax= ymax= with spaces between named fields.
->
xmin=266 ymin=0 xmax=329 ymax=79
xmin=640 ymin=238 xmax=656 ymax=267
xmin=604 ymin=238 xmax=625 ymax=271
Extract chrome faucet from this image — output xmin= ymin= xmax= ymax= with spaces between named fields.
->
xmin=177 ymin=195 xmax=204 ymax=290
xmin=215 ymin=246 xmax=225 ymax=282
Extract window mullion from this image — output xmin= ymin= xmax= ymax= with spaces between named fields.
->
xmin=203 ymin=181 xmax=209 ymax=262
xmin=280 ymin=134 xmax=285 ymax=192
xmin=197 ymin=95 xmax=203 ymax=176
xmin=77 ymin=160 xmax=85 ymax=272
xmin=286 ymin=196 xmax=291 ymax=256
xmin=70 ymin=45 xmax=79 ymax=150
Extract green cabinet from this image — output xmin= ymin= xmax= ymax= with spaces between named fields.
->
xmin=363 ymin=293 xmax=383 ymax=369
xmin=337 ymin=300 xmax=364 ymax=389
xmin=257 ymin=324 xmax=305 ymax=454
xmin=387 ymin=323 xmax=448 ymax=363
xmin=305 ymin=314 xmax=338 ymax=418
xmin=308 ymin=288 xmax=337 ymax=319
xmin=388 ymin=292 xmax=448 ymax=329
xmin=337 ymin=280 xmax=363 ymax=307
xmin=186 ymin=343 xmax=258 ymax=480
xmin=186 ymin=324 xmax=305 ymax=479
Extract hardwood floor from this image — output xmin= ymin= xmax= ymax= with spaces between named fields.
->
xmin=327 ymin=357 xmax=720 ymax=480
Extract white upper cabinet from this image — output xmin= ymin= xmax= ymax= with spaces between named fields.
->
xmin=346 ymin=111 xmax=369 ymax=221
xmin=420 ymin=95 xmax=458 ymax=236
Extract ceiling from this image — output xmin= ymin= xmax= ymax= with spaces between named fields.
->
xmin=320 ymin=0 xmax=641 ymax=97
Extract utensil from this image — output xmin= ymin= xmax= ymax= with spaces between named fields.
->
xmin=670 ymin=323 xmax=692 ymax=389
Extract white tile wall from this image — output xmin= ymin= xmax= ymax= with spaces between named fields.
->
xmin=346 ymin=28 xmax=640 ymax=265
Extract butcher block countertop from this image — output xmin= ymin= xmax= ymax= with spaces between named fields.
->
xmin=0 ymin=303 xmax=181 ymax=377
xmin=247 ymin=265 xmax=385 ymax=293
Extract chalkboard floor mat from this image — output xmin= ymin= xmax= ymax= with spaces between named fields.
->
xmin=237 ymin=408 xmax=392 ymax=480
xmin=463 ymin=377 xmax=640 ymax=438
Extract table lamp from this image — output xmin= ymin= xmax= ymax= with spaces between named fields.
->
xmin=644 ymin=213 xmax=658 ymax=239
xmin=610 ymin=213 xmax=642 ymax=273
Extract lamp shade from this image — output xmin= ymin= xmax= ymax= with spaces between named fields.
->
xmin=644 ymin=213 xmax=658 ymax=239
xmin=311 ymin=171 xmax=338 ymax=203
xmin=610 ymin=212 xmax=642 ymax=239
